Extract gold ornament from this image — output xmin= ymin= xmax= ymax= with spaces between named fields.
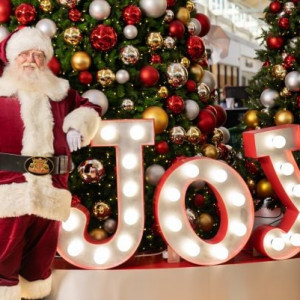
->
xmin=244 ymin=110 xmax=259 ymax=128
xmin=40 ymin=0 xmax=53 ymax=12
xmin=121 ymin=99 xmax=135 ymax=111
xmin=170 ymin=126 xmax=186 ymax=144
xmin=142 ymin=106 xmax=169 ymax=134
xmin=157 ymin=86 xmax=169 ymax=99
xmin=71 ymin=51 xmax=91 ymax=71
xmin=212 ymin=128 xmax=224 ymax=145
xmin=201 ymin=143 xmax=218 ymax=159
xmin=64 ymin=27 xmax=82 ymax=46
xmin=89 ymin=228 xmax=108 ymax=241
xmin=274 ymin=109 xmax=294 ymax=125
xmin=186 ymin=1 xmax=195 ymax=11
xmin=176 ymin=7 xmax=191 ymax=25
xmin=198 ymin=213 xmax=214 ymax=232
xmin=147 ymin=32 xmax=163 ymax=50
xmin=197 ymin=83 xmax=211 ymax=102
xmin=190 ymin=64 xmax=204 ymax=83
xmin=280 ymin=87 xmax=292 ymax=97
xmin=246 ymin=178 xmax=256 ymax=190
xmin=97 ymin=68 xmax=116 ymax=86
xmin=272 ymin=64 xmax=286 ymax=80
xmin=58 ymin=0 xmax=78 ymax=7
xmin=186 ymin=126 xmax=201 ymax=144
xmin=180 ymin=57 xmax=190 ymax=68
xmin=256 ymin=178 xmax=273 ymax=198
xmin=93 ymin=201 xmax=111 ymax=221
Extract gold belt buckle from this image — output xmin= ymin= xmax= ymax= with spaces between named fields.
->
xmin=24 ymin=156 xmax=54 ymax=175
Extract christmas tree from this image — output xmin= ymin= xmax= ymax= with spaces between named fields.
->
xmin=0 ymin=0 xmax=231 ymax=253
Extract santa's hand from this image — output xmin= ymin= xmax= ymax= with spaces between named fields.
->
xmin=66 ymin=129 xmax=82 ymax=152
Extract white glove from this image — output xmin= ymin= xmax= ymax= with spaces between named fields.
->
xmin=66 ymin=129 xmax=82 ymax=152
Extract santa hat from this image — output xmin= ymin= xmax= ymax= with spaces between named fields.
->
xmin=0 ymin=27 xmax=53 ymax=68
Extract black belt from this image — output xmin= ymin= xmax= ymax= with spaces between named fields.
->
xmin=0 ymin=153 xmax=69 ymax=175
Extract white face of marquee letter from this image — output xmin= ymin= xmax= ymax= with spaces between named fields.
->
xmin=155 ymin=157 xmax=254 ymax=265
xmin=57 ymin=120 xmax=154 ymax=269
xmin=243 ymin=124 xmax=300 ymax=259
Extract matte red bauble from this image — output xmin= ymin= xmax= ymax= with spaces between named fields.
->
xmin=186 ymin=80 xmax=197 ymax=92
xmin=15 ymin=3 xmax=36 ymax=25
xmin=266 ymin=35 xmax=284 ymax=50
xmin=139 ymin=66 xmax=160 ymax=87
xmin=47 ymin=56 xmax=61 ymax=75
xmin=166 ymin=95 xmax=184 ymax=114
xmin=90 ymin=24 xmax=117 ymax=51
xmin=150 ymin=54 xmax=162 ymax=64
xmin=205 ymin=105 xmax=217 ymax=117
xmin=167 ymin=0 xmax=176 ymax=7
xmin=122 ymin=5 xmax=142 ymax=25
xmin=0 ymin=0 xmax=11 ymax=23
xmin=187 ymin=36 xmax=205 ymax=61
xmin=284 ymin=55 xmax=296 ymax=68
xmin=194 ymin=13 xmax=211 ymax=37
xmin=263 ymin=60 xmax=271 ymax=67
xmin=155 ymin=141 xmax=169 ymax=154
xmin=213 ymin=105 xmax=227 ymax=127
xmin=269 ymin=1 xmax=282 ymax=12
xmin=194 ymin=194 xmax=205 ymax=207
xmin=79 ymin=71 xmax=93 ymax=85
xmin=169 ymin=20 xmax=185 ymax=39
xmin=197 ymin=109 xmax=216 ymax=134
xmin=278 ymin=17 xmax=290 ymax=29
xmin=69 ymin=8 xmax=82 ymax=22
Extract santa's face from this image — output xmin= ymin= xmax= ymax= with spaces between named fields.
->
xmin=16 ymin=49 xmax=46 ymax=74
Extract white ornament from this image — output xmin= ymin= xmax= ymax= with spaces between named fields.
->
xmin=201 ymin=70 xmax=216 ymax=91
xmin=36 ymin=19 xmax=57 ymax=38
xmin=260 ymin=89 xmax=279 ymax=108
xmin=0 ymin=26 xmax=9 ymax=42
xmin=285 ymin=71 xmax=300 ymax=92
xmin=89 ymin=0 xmax=111 ymax=20
xmin=145 ymin=164 xmax=165 ymax=186
xmin=82 ymin=89 xmax=108 ymax=116
xmin=219 ymin=126 xmax=230 ymax=144
xmin=188 ymin=18 xmax=201 ymax=35
xmin=116 ymin=69 xmax=130 ymax=84
xmin=139 ymin=0 xmax=167 ymax=18
xmin=184 ymin=99 xmax=200 ymax=120
xmin=123 ymin=25 xmax=138 ymax=40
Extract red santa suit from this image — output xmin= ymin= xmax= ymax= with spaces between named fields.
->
xmin=0 ymin=28 xmax=102 ymax=300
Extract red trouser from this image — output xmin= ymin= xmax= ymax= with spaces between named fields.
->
xmin=0 ymin=215 xmax=60 ymax=287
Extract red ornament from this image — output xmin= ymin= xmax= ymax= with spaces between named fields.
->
xmin=199 ymin=133 xmax=207 ymax=144
xmin=169 ymin=20 xmax=185 ymax=39
xmin=167 ymin=0 xmax=176 ymax=7
xmin=47 ymin=56 xmax=61 ymax=75
xmin=278 ymin=17 xmax=290 ymax=29
xmin=245 ymin=160 xmax=259 ymax=175
xmin=266 ymin=35 xmax=284 ymax=50
xmin=198 ymin=57 xmax=209 ymax=68
xmin=79 ymin=71 xmax=93 ymax=85
xmin=194 ymin=194 xmax=205 ymax=207
xmin=197 ymin=109 xmax=216 ymax=134
xmin=186 ymin=36 xmax=205 ymax=61
xmin=139 ymin=66 xmax=160 ymax=87
xmin=205 ymin=105 xmax=217 ymax=117
xmin=90 ymin=24 xmax=117 ymax=51
xmin=186 ymin=80 xmax=197 ymax=92
xmin=0 ymin=0 xmax=11 ymax=23
xmin=269 ymin=1 xmax=282 ymax=13
xmin=69 ymin=8 xmax=82 ymax=22
xmin=263 ymin=60 xmax=271 ymax=67
xmin=217 ymin=144 xmax=229 ymax=159
xmin=194 ymin=13 xmax=211 ymax=37
xmin=150 ymin=54 xmax=162 ymax=64
xmin=155 ymin=141 xmax=169 ymax=154
xmin=15 ymin=3 xmax=36 ymax=25
xmin=166 ymin=95 xmax=184 ymax=114
xmin=71 ymin=194 xmax=81 ymax=206
xmin=297 ymin=95 xmax=300 ymax=109
xmin=122 ymin=5 xmax=142 ymax=25
xmin=284 ymin=55 xmax=296 ymax=68
xmin=213 ymin=105 xmax=227 ymax=127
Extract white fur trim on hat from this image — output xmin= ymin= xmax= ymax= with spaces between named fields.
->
xmin=6 ymin=27 xmax=53 ymax=63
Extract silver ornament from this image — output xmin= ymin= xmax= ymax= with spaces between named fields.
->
xmin=184 ymin=99 xmax=200 ymax=120
xmin=288 ymin=37 xmax=299 ymax=49
xmin=89 ymin=0 xmax=111 ymax=20
xmin=145 ymin=164 xmax=165 ymax=185
xmin=164 ymin=36 xmax=176 ymax=49
xmin=82 ymin=89 xmax=108 ymax=116
xmin=186 ymin=208 xmax=198 ymax=229
xmin=36 ymin=18 xmax=57 ymax=38
xmin=164 ymin=9 xmax=174 ymax=22
xmin=170 ymin=126 xmax=186 ymax=144
xmin=197 ymin=82 xmax=211 ymax=102
xmin=191 ymin=179 xmax=206 ymax=191
xmin=123 ymin=25 xmax=138 ymax=40
xmin=121 ymin=99 xmax=135 ymax=111
xmin=120 ymin=45 xmax=139 ymax=65
xmin=285 ymin=71 xmax=300 ymax=92
xmin=0 ymin=26 xmax=9 ymax=42
xmin=103 ymin=218 xmax=117 ymax=234
xmin=188 ymin=18 xmax=201 ymax=35
xmin=201 ymin=70 xmax=216 ymax=91
xmin=260 ymin=88 xmax=279 ymax=108
xmin=283 ymin=2 xmax=295 ymax=14
xmin=139 ymin=0 xmax=167 ymax=18
xmin=218 ymin=126 xmax=230 ymax=144
xmin=78 ymin=159 xmax=105 ymax=183
xmin=116 ymin=69 xmax=130 ymax=84
xmin=166 ymin=63 xmax=188 ymax=88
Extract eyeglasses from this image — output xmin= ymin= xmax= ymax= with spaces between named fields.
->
xmin=18 ymin=50 xmax=46 ymax=61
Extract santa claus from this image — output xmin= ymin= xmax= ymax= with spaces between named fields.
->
xmin=0 ymin=27 xmax=102 ymax=300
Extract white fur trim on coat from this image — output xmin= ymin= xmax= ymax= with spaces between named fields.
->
xmin=0 ymin=285 xmax=21 ymax=300
xmin=0 ymin=174 xmax=72 ymax=221
xmin=63 ymin=107 xmax=101 ymax=147
xmin=20 ymin=275 xmax=52 ymax=299
xmin=6 ymin=27 xmax=54 ymax=63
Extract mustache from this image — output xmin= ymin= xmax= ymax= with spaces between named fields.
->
xmin=22 ymin=62 xmax=37 ymax=68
